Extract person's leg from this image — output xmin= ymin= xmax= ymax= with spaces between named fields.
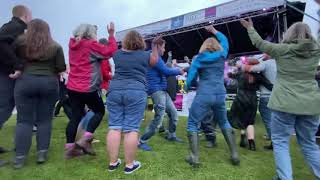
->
xmin=186 ymin=95 xmax=211 ymax=167
xmin=271 ymin=110 xmax=295 ymax=180
xmin=139 ymin=91 xmax=166 ymax=146
xmin=14 ymin=76 xmax=37 ymax=168
xmin=165 ymin=92 xmax=182 ymax=142
xmin=295 ymin=115 xmax=320 ymax=178
xmin=106 ymin=91 xmax=124 ymax=167
xmin=35 ymin=76 xmax=58 ymax=163
xmin=259 ymin=97 xmax=272 ymax=140
xmin=77 ymin=91 xmax=105 ymax=155
xmin=84 ymin=91 xmax=105 ymax=133
xmin=0 ymin=73 xmax=15 ymax=129
xmin=200 ymin=113 xmax=217 ymax=148
xmin=65 ymin=90 xmax=85 ymax=159
xmin=247 ymin=125 xmax=256 ymax=151
xmin=54 ymin=101 xmax=62 ymax=116
xmin=213 ymin=94 xmax=239 ymax=165
xmin=66 ymin=90 xmax=85 ymax=143
xmin=122 ymin=90 xmax=146 ymax=172
xmin=107 ymin=130 xmax=122 ymax=164
xmin=62 ymin=98 xmax=73 ymax=121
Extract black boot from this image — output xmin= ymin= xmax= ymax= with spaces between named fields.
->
xmin=37 ymin=150 xmax=48 ymax=164
xmin=185 ymin=132 xmax=200 ymax=168
xmin=13 ymin=156 xmax=26 ymax=169
xmin=222 ymin=129 xmax=240 ymax=166
xmin=248 ymin=139 xmax=256 ymax=151
xmin=205 ymin=135 xmax=217 ymax=148
xmin=240 ymin=134 xmax=247 ymax=148
xmin=264 ymin=142 xmax=273 ymax=150
xmin=0 ymin=147 xmax=8 ymax=154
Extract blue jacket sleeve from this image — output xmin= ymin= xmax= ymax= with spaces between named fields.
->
xmin=196 ymin=32 xmax=229 ymax=63
xmin=155 ymin=58 xmax=181 ymax=76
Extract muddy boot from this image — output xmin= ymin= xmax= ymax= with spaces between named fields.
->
xmin=64 ymin=143 xmax=84 ymax=159
xmin=240 ymin=134 xmax=248 ymax=148
xmin=76 ymin=134 xmax=96 ymax=156
xmin=185 ymin=132 xmax=200 ymax=168
xmin=248 ymin=139 xmax=256 ymax=151
xmin=264 ymin=142 xmax=273 ymax=150
xmin=222 ymin=128 xmax=240 ymax=166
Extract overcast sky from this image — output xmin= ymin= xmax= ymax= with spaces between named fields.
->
xmin=0 ymin=0 xmax=232 ymax=61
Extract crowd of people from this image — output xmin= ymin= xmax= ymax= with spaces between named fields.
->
xmin=0 ymin=3 xmax=320 ymax=179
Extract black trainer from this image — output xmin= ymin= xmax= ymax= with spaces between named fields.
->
xmin=124 ymin=161 xmax=141 ymax=174
xmin=108 ymin=159 xmax=121 ymax=172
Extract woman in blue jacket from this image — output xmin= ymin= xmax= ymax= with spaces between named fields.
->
xmin=185 ymin=25 xmax=239 ymax=167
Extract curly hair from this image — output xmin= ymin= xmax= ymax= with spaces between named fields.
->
xmin=73 ymin=24 xmax=97 ymax=39
xmin=122 ymin=30 xmax=146 ymax=51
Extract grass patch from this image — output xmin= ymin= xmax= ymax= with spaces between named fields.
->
xmin=0 ymin=111 xmax=314 ymax=180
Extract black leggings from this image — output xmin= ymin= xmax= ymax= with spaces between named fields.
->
xmin=66 ymin=90 xmax=105 ymax=143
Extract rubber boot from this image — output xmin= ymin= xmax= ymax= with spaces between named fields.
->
xmin=240 ymin=133 xmax=248 ymax=148
xmin=76 ymin=134 xmax=96 ymax=156
xmin=185 ymin=132 xmax=200 ymax=168
xmin=222 ymin=128 xmax=240 ymax=166
xmin=64 ymin=144 xmax=84 ymax=159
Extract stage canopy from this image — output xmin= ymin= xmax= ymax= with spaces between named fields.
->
xmin=116 ymin=0 xmax=306 ymax=60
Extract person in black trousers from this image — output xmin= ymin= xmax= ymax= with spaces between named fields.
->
xmin=54 ymin=77 xmax=72 ymax=120
xmin=0 ymin=5 xmax=32 ymax=167
xmin=13 ymin=19 xmax=66 ymax=169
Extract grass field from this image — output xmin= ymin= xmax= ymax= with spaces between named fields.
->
xmin=0 ymin=111 xmax=315 ymax=180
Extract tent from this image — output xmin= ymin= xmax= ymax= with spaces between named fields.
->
xmin=115 ymin=0 xmax=306 ymax=61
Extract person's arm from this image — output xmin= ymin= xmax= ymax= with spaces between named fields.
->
xmin=149 ymin=43 xmax=159 ymax=66
xmin=155 ymin=58 xmax=181 ymax=76
xmin=54 ymin=45 xmax=67 ymax=73
xmin=242 ymin=62 xmax=266 ymax=73
xmin=247 ymin=27 xmax=287 ymax=58
xmin=91 ymin=36 xmax=117 ymax=59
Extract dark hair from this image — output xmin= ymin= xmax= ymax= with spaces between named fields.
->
xmin=25 ymin=19 xmax=53 ymax=60
xmin=99 ymin=38 xmax=108 ymax=45
xmin=122 ymin=30 xmax=146 ymax=51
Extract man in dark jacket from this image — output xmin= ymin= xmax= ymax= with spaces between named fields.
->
xmin=0 ymin=5 xmax=32 ymax=167
xmin=139 ymin=38 xmax=184 ymax=151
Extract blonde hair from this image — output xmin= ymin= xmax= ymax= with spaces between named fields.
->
xmin=199 ymin=37 xmax=222 ymax=53
xmin=73 ymin=24 xmax=97 ymax=40
xmin=282 ymin=22 xmax=316 ymax=43
xmin=122 ymin=30 xmax=146 ymax=51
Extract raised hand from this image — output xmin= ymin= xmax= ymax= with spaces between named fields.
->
xmin=205 ymin=25 xmax=218 ymax=34
xmin=240 ymin=18 xmax=253 ymax=29
xmin=107 ymin=22 xmax=115 ymax=36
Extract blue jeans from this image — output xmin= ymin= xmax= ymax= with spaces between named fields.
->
xmin=271 ymin=110 xmax=320 ymax=180
xmin=259 ymin=97 xmax=272 ymax=139
xmin=107 ymin=90 xmax=147 ymax=132
xmin=187 ymin=94 xmax=231 ymax=132
xmin=140 ymin=91 xmax=178 ymax=143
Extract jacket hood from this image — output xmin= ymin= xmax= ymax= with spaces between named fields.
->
xmin=289 ymin=39 xmax=320 ymax=58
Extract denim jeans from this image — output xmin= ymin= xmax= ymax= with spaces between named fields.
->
xmin=107 ymin=90 xmax=147 ymax=132
xmin=140 ymin=91 xmax=178 ymax=143
xmin=271 ymin=110 xmax=320 ymax=180
xmin=0 ymin=73 xmax=15 ymax=128
xmin=259 ymin=97 xmax=272 ymax=139
xmin=187 ymin=94 xmax=231 ymax=132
